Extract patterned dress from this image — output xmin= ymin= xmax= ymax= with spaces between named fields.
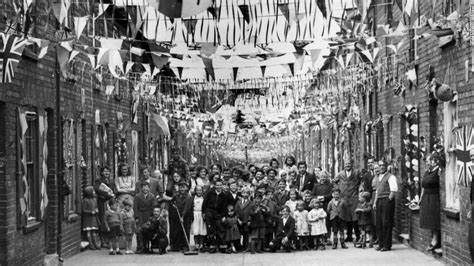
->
xmin=308 ymin=208 xmax=327 ymax=236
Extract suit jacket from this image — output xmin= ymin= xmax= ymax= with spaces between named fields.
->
xmin=235 ymin=198 xmax=253 ymax=224
xmin=275 ymin=216 xmax=296 ymax=239
xmin=134 ymin=192 xmax=156 ymax=226
xmin=273 ymin=190 xmax=289 ymax=208
xmin=296 ymin=172 xmax=316 ymax=193
xmin=335 ymin=170 xmax=361 ymax=199
xmin=227 ymin=192 xmax=240 ymax=207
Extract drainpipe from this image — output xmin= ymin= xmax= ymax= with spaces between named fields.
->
xmin=55 ymin=46 xmax=64 ymax=262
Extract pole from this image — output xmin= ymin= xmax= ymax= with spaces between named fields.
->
xmin=55 ymin=46 xmax=64 ymax=261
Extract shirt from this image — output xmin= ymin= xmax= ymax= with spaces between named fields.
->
xmin=378 ymin=172 xmax=398 ymax=192
xmin=282 ymin=217 xmax=288 ymax=225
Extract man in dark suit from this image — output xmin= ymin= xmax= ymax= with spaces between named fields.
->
xmin=335 ymin=160 xmax=361 ymax=242
xmin=296 ymin=161 xmax=317 ymax=195
xmin=134 ymin=182 xmax=156 ymax=253
xmin=268 ymin=205 xmax=296 ymax=252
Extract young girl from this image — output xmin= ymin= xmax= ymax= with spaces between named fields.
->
xmin=249 ymin=193 xmax=267 ymax=254
xmin=285 ymin=190 xmax=298 ymax=217
xmin=308 ymin=199 xmax=327 ymax=250
xmin=223 ymin=205 xmax=241 ymax=253
xmin=121 ymin=200 xmax=136 ymax=254
xmin=355 ymin=192 xmax=373 ymax=248
xmin=82 ymin=186 xmax=99 ymax=250
xmin=294 ymin=200 xmax=309 ymax=250
xmin=104 ymin=199 xmax=123 ymax=255
xmin=191 ymin=186 xmax=207 ymax=251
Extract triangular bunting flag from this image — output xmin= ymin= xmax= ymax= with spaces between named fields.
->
xmin=69 ymin=50 xmax=80 ymax=62
xmin=0 ymin=33 xmax=28 ymax=83
xmin=74 ymin=16 xmax=89 ymax=40
xmin=238 ymin=4 xmax=250 ymax=23
xmin=125 ymin=61 xmax=134 ymax=74
xmin=278 ymin=3 xmax=290 ymax=22
xmin=56 ymin=45 xmax=70 ymax=78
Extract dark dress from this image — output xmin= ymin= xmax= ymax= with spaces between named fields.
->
xmin=169 ymin=193 xmax=193 ymax=251
xmin=224 ymin=215 xmax=241 ymax=242
xmin=419 ymin=167 xmax=440 ymax=230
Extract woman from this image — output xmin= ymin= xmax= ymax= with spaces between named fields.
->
xmin=193 ymin=166 xmax=210 ymax=193
xmin=420 ymin=153 xmax=442 ymax=251
xmin=93 ymin=166 xmax=115 ymax=247
xmin=210 ymin=164 xmax=223 ymax=175
xmin=269 ymin=158 xmax=280 ymax=170
xmin=114 ymin=163 xmax=136 ymax=205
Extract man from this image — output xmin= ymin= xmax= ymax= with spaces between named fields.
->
xmin=296 ymin=161 xmax=316 ymax=195
xmin=374 ymin=160 xmax=397 ymax=252
xmin=134 ymin=182 xmax=156 ymax=254
xmin=360 ymin=157 xmax=376 ymax=196
xmin=469 ymin=148 xmax=474 ymax=262
xmin=335 ymin=161 xmax=361 ymax=242
xmin=202 ymin=179 xmax=232 ymax=253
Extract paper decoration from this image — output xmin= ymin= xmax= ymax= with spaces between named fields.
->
xmin=152 ymin=113 xmax=170 ymax=137
xmin=455 ymin=125 xmax=474 ymax=186
xmin=56 ymin=45 xmax=70 ymax=78
xmin=0 ymin=33 xmax=28 ymax=83
xmin=74 ymin=16 xmax=89 ymax=40
xmin=18 ymin=109 xmax=29 ymax=220
xmin=39 ymin=114 xmax=49 ymax=218
xmin=153 ymin=0 xmax=214 ymax=18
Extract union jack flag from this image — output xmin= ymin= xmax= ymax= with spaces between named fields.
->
xmin=455 ymin=124 xmax=474 ymax=186
xmin=0 ymin=33 xmax=27 ymax=83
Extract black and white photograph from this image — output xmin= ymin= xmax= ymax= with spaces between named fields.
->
xmin=0 ymin=0 xmax=472 ymax=265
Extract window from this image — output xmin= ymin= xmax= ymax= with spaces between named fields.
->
xmin=25 ymin=112 xmax=40 ymax=221
xmin=64 ymin=119 xmax=79 ymax=216
xmin=444 ymin=101 xmax=460 ymax=210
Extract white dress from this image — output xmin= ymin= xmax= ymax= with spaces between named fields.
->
xmin=191 ymin=196 xmax=207 ymax=235
xmin=308 ymin=208 xmax=327 ymax=236
xmin=294 ymin=210 xmax=309 ymax=236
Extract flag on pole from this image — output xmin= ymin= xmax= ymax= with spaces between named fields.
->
xmin=0 ymin=33 xmax=27 ymax=83
xmin=455 ymin=125 xmax=474 ymax=186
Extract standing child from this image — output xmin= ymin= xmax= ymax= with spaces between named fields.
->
xmin=235 ymin=187 xmax=253 ymax=252
xmin=121 ymin=200 xmax=137 ymax=254
xmin=327 ymin=188 xmax=348 ymax=249
xmin=82 ymin=186 xmax=100 ymax=250
xmin=104 ymin=199 xmax=124 ymax=255
xmin=249 ymin=193 xmax=267 ymax=254
xmin=223 ymin=205 xmax=241 ymax=253
xmin=285 ymin=190 xmax=298 ymax=217
xmin=308 ymin=199 xmax=328 ymax=250
xmin=355 ymin=192 xmax=373 ymax=248
xmin=191 ymin=186 xmax=207 ymax=251
xmin=294 ymin=200 xmax=310 ymax=250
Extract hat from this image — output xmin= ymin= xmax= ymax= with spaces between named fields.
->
xmin=178 ymin=181 xmax=189 ymax=188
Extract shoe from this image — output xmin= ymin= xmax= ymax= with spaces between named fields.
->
xmin=319 ymin=245 xmax=326 ymax=251
xmin=425 ymin=244 xmax=437 ymax=251
xmin=369 ymin=243 xmax=374 ymax=248
xmin=225 ymin=248 xmax=232 ymax=254
xmin=109 ymin=251 xmax=116 ymax=255
xmin=326 ymin=240 xmax=332 ymax=246
xmin=340 ymin=239 xmax=348 ymax=249
xmin=355 ymin=243 xmax=362 ymax=248
xmin=116 ymin=251 xmax=123 ymax=255
xmin=232 ymin=247 xmax=238 ymax=253
xmin=332 ymin=242 xmax=337 ymax=249
xmin=375 ymin=246 xmax=383 ymax=251
xmin=380 ymin=247 xmax=391 ymax=252
xmin=209 ymin=248 xmax=216 ymax=254
xmin=135 ymin=250 xmax=144 ymax=254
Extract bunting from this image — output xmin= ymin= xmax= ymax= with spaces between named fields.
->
xmin=39 ymin=114 xmax=49 ymax=219
xmin=18 ymin=108 xmax=29 ymax=225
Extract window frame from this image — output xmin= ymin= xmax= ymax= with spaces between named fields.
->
xmin=24 ymin=111 xmax=40 ymax=223
xmin=444 ymin=101 xmax=460 ymax=211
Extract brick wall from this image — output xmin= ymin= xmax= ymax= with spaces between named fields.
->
xmin=368 ymin=1 xmax=473 ymax=264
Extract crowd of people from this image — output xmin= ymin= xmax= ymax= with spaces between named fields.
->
xmin=83 ymin=155 xmax=399 ymax=256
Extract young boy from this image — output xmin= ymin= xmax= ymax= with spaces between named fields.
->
xmin=133 ymin=182 xmax=156 ymax=254
xmin=274 ymin=180 xmax=289 ymax=210
xmin=143 ymin=207 xmax=169 ymax=254
xmin=235 ymin=187 xmax=253 ymax=252
xmin=268 ymin=205 xmax=296 ymax=252
xmin=327 ymin=188 xmax=348 ymax=249
xmin=249 ymin=193 xmax=267 ymax=254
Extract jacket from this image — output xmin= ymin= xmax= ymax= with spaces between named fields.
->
xmin=275 ymin=215 xmax=296 ymax=239
xmin=133 ymin=192 xmax=156 ymax=226
xmin=327 ymin=199 xmax=346 ymax=221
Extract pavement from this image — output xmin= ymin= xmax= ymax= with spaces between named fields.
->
xmin=64 ymin=243 xmax=443 ymax=266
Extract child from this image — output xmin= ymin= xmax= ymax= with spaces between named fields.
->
xmin=302 ymin=190 xmax=313 ymax=211
xmin=308 ymin=199 xmax=328 ymax=250
xmin=104 ymin=199 xmax=123 ymax=255
xmin=285 ymin=190 xmax=298 ymax=217
xmin=191 ymin=186 xmax=207 ymax=251
xmin=235 ymin=187 xmax=253 ymax=252
xmin=144 ymin=207 xmax=169 ymax=254
xmin=223 ymin=205 xmax=241 ymax=253
xmin=82 ymin=186 xmax=100 ymax=250
xmin=274 ymin=180 xmax=289 ymax=209
xmin=355 ymin=192 xmax=373 ymax=248
xmin=263 ymin=187 xmax=278 ymax=250
xmin=327 ymin=188 xmax=348 ymax=249
xmin=268 ymin=205 xmax=295 ymax=252
xmin=121 ymin=200 xmax=137 ymax=254
xmin=294 ymin=200 xmax=310 ymax=250
xmin=249 ymin=193 xmax=267 ymax=254
xmin=311 ymin=172 xmax=333 ymax=245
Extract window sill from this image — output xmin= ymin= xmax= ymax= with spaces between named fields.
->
xmin=24 ymin=220 xmax=42 ymax=234
xmin=67 ymin=213 xmax=80 ymax=223
xmin=443 ymin=208 xmax=460 ymax=220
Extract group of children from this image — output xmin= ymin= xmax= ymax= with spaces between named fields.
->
xmin=82 ymin=159 xmax=375 ymax=255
